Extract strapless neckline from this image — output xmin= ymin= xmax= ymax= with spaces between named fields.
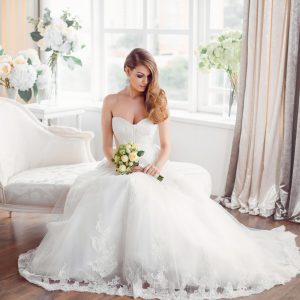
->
xmin=112 ymin=116 xmax=151 ymax=126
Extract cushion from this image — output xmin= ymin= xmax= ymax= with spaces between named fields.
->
xmin=4 ymin=162 xmax=98 ymax=209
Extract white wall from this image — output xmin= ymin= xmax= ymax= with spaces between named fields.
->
xmin=60 ymin=109 xmax=234 ymax=196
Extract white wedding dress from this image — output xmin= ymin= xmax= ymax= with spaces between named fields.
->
xmin=19 ymin=117 xmax=300 ymax=299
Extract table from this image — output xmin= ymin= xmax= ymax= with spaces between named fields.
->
xmin=26 ymin=102 xmax=86 ymax=130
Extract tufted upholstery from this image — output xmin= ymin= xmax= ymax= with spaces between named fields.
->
xmin=0 ymin=98 xmax=96 ymax=214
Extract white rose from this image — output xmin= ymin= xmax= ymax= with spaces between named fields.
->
xmin=129 ymin=152 xmax=138 ymax=162
xmin=0 ymin=55 xmax=12 ymax=64
xmin=13 ymin=55 xmax=27 ymax=66
xmin=121 ymin=155 xmax=129 ymax=163
xmin=0 ymin=63 xmax=11 ymax=76
xmin=18 ymin=49 xmax=41 ymax=67
xmin=118 ymin=165 xmax=126 ymax=173
xmin=131 ymin=143 xmax=138 ymax=151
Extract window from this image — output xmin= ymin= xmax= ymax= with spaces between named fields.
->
xmin=40 ymin=0 xmax=244 ymax=114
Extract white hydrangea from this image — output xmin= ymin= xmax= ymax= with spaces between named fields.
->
xmin=36 ymin=64 xmax=51 ymax=90
xmin=9 ymin=64 xmax=37 ymax=91
xmin=18 ymin=49 xmax=41 ymax=67
xmin=43 ymin=22 xmax=65 ymax=52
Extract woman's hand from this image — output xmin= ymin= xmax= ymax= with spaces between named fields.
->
xmin=131 ymin=166 xmax=144 ymax=173
xmin=143 ymin=164 xmax=160 ymax=177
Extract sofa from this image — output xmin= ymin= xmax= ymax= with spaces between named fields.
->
xmin=0 ymin=97 xmax=98 ymax=216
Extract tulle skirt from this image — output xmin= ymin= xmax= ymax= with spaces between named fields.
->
xmin=18 ymin=158 xmax=300 ymax=299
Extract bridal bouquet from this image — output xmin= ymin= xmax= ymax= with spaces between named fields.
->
xmin=0 ymin=48 xmax=51 ymax=101
xmin=112 ymin=143 xmax=164 ymax=181
xmin=198 ymin=30 xmax=242 ymax=116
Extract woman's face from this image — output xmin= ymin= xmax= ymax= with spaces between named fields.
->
xmin=126 ymin=64 xmax=152 ymax=93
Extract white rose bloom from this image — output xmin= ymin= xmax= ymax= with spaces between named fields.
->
xmin=0 ymin=55 xmax=12 ymax=64
xmin=121 ymin=155 xmax=129 ymax=163
xmin=36 ymin=64 xmax=51 ymax=90
xmin=9 ymin=64 xmax=37 ymax=91
xmin=13 ymin=55 xmax=27 ymax=66
xmin=118 ymin=165 xmax=126 ymax=173
xmin=18 ymin=49 xmax=41 ymax=67
xmin=0 ymin=63 xmax=11 ymax=77
xmin=129 ymin=152 xmax=138 ymax=162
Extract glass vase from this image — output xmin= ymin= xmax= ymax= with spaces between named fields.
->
xmin=50 ymin=56 xmax=59 ymax=105
xmin=222 ymin=88 xmax=237 ymax=120
xmin=6 ymin=87 xmax=17 ymax=100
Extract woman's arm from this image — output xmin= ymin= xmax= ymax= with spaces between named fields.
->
xmin=101 ymin=96 xmax=114 ymax=162
xmin=143 ymin=118 xmax=171 ymax=176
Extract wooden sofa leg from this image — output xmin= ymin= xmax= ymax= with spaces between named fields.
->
xmin=8 ymin=211 xmax=12 ymax=218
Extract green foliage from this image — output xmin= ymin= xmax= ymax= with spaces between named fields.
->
xmin=18 ymin=89 xmax=32 ymax=102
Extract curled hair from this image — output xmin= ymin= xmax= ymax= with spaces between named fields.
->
xmin=124 ymin=48 xmax=169 ymax=124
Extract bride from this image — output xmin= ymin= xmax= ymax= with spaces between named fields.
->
xmin=19 ymin=48 xmax=300 ymax=299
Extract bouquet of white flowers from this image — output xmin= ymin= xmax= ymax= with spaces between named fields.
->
xmin=198 ymin=30 xmax=242 ymax=116
xmin=28 ymin=8 xmax=84 ymax=72
xmin=112 ymin=143 xmax=164 ymax=181
xmin=0 ymin=47 xmax=51 ymax=102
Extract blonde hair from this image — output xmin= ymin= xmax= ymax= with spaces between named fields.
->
xmin=124 ymin=48 xmax=169 ymax=124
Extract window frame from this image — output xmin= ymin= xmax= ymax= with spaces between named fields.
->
xmin=41 ymin=0 xmax=241 ymax=115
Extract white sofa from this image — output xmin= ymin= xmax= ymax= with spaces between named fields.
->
xmin=0 ymin=98 xmax=98 ymax=216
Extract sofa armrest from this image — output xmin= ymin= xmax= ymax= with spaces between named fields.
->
xmin=47 ymin=126 xmax=96 ymax=163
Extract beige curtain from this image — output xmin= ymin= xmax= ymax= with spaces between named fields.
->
xmin=0 ymin=0 xmax=39 ymax=96
xmin=275 ymin=0 xmax=300 ymax=222
xmin=223 ymin=0 xmax=291 ymax=217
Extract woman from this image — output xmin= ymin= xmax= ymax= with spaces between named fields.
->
xmin=19 ymin=48 xmax=300 ymax=300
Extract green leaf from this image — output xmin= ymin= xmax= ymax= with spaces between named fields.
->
xmin=63 ymin=55 xmax=82 ymax=66
xmin=33 ymin=83 xmax=38 ymax=97
xmin=66 ymin=20 xmax=74 ymax=27
xmin=18 ymin=89 xmax=32 ymax=102
xmin=37 ymin=70 xmax=43 ymax=76
xmin=30 ymin=31 xmax=43 ymax=42
xmin=27 ymin=58 xmax=32 ymax=65
xmin=137 ymin=150 xmax=144 ymax=157
xmin=45 ymin=48 xmax=52 ymax=52
xmin=0 ymin=49 xmax=4 ymax=55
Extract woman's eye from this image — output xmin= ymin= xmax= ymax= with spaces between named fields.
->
xmin=137 ymin=75 xmax=143 ymax=78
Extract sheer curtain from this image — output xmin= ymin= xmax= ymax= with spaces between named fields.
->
xmin=222 ymin=0 xmax=296 ymax=218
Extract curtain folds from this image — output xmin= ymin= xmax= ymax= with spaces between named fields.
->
xmin=222 ymin=0 xmax=300 ymax=221
xmin=275 ymin=0 xmax=300 ymax=222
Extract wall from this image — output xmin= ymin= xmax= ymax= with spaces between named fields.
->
xmin=60 ymin=109 xmax=234 ymax=197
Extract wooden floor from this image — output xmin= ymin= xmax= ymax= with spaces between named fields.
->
xmin=1 ymin=208 xmax=300 ymax=300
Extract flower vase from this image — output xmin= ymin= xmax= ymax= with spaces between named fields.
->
xmin=50 ymin=57 xmax=59 ymax=105
xmin=222 ymin=88 xmax=236 ymax=120
xmin=6 ymin=87 xmax=18 ymax=100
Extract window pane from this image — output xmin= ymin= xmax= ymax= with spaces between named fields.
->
xmin=210 ymin=0 xmax=243 ymax=30
xmin=147 ymin=0 xmax=189 ymax=29
xmin=104 ymin=33 xmax=144 ymax=94
xmin=148 ymin=34 xmax=189 ymax=101
xmin=104 ymin=0 xmax=143 ymax=29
